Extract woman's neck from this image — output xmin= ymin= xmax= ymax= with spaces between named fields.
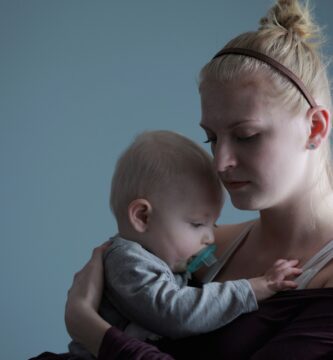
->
xmin=256 ymin=190 xmax=333 ymax=256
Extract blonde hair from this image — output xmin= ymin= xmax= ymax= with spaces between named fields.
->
xmin=200 ymin=0 xmax=333 ymax=188
xmin=110 ymin=130 xmax=222 ymax=222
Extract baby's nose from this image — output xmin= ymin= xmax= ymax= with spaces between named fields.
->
xmin=204 ymin=232 xmax=214 ymax=245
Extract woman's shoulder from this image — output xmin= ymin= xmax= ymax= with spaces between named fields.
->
xmin=214 ymin=219 xmax=257 ymax=256
xmin=194 ymin=219 xmax=257 ymax=281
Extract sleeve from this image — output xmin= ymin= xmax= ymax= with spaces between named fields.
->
xmin=104 ymin=242 xmax=258 ymax=338
xmin=97 ymin=327 xmax=174 ymax=360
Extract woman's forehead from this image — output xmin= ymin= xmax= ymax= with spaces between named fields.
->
xmin=200 ymin=74 xmax=276 ymax=100
xmin=200 ymin=78 xmax=277 ymax=124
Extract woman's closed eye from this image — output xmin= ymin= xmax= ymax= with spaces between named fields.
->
xmin=235 ymin=132 xmax=260 ymax=142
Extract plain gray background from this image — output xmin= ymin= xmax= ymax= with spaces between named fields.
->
xmin=1 ymin=1 xmax=333 ymax=359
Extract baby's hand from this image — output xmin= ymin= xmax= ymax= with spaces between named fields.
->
xmin=249 ymin=259 xmax=302 ymax=302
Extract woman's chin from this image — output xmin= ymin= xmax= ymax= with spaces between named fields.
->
xmin=229 ymin=196 xmax=261 ymax=211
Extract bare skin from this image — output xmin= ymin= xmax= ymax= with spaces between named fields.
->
xmin=207 ymin=220 xmax=333 ymax=289
xmin=198 ymin=75 xmax=333 ymax=289
xmin=65 ymin=243 xmax=111 ymax=357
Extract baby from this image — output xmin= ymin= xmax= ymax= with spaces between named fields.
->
xmin=69 ymin=130 xmax=300 ymax=357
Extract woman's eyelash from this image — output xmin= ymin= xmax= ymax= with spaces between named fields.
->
xmin=203 ymin=133 xmax=259 ymax=144
xmin=236 ymin=133 xmax=259 ymax=141
xmin=203 ymin=137 xmax=217 ymax=144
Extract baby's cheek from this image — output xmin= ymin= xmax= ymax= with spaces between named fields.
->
xmin=173 ymin=260 xmax=188 ymax=273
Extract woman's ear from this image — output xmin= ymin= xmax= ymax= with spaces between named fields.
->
xmin=128 ymin=199 xmax=152 ymax=233
xmin=306 ymin=106 xmax=331 ymax=149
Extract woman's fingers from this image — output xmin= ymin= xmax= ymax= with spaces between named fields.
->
xmin=99 ymin=239 xmax=113 ymax=252
xmin=67 ymin=240 xmax=112 ymax=308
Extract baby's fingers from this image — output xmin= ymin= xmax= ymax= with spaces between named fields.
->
xmin=273 ymin=259 xmax=287 ymax=267
xmin=278 ymin=266 xmax=303 ymax=278
xmin=275 ymin=280 xmax=298 ymax=291
xmin=274 ymin=259 xmax=299 ymax=270
xmin=284 ymin=259 xmax=299 ymax=267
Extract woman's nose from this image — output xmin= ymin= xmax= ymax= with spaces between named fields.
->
xmin=213 ymin=142 xmax=237 ymax=173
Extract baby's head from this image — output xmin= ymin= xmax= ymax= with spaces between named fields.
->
xmin=110 ymin=130 xmax=223 ymax=272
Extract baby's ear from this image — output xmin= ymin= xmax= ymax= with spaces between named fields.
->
xmin=128 ymin=199 xmax=152 ymax=232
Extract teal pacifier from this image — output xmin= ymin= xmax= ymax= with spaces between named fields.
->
xmin=187 ymin=244 xmax=217 ymax=273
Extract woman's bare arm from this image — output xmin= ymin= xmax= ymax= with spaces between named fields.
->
xmin=65 ymin=243 xmax=111 ymax=357
xmin=64 ymin=242 xmax=175 ymax=360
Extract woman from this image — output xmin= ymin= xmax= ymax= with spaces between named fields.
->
xmin=33 ymin=0 xmax=333 ymax=359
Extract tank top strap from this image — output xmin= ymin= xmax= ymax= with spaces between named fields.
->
xmin=202 ymin=221 xmax=257 ymax=283
xmin=295 ymin=239 xmax=333 ymax=289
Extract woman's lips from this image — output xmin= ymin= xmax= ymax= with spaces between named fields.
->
xmin=223 ymin=181 xmax=250 ymax=190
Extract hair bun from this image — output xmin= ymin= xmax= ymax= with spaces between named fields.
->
xmin=259 ymin=0 xmax=322 ymax=46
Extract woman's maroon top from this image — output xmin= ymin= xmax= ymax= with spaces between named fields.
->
xmin=30 ymin=289 xmax=333 ymax=360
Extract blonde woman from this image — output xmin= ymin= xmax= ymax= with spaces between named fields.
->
xmin=32 ymin=0 xmax=333 ymax=359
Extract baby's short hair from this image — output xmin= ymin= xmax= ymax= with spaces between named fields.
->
xmin=110 ymin=130 xmax=222 ymax=222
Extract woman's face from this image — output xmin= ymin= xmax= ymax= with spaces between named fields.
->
xmin=199 ymin=75 xmax=310 ymax=210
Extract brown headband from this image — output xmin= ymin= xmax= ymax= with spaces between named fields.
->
xmin=212 ymin=47 xmax=317 ymax=108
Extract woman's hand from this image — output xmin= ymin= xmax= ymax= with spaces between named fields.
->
xmin=65 ymin=241 xmax=111 ymax=357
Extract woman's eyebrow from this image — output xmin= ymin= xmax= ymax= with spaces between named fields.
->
xmin=200 ymin=119 xmax=261 ymax=131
